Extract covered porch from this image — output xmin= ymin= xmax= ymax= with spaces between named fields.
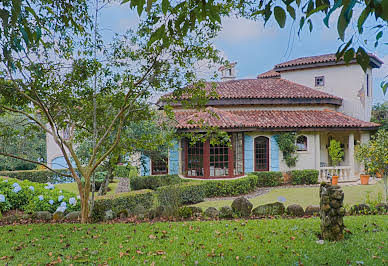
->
xmin=317 ymin=131 xmax=371 ymax=183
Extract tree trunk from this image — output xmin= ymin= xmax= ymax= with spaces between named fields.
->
xmin=384 ymin=175 xmax=387 ymax=204
xmin=76 ymin=174 xmax=91 ymax=224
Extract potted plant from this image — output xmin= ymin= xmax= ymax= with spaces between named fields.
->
xmin=328 ymin=139 xmax=344 ymax=185
xmin=356 ymin=130 xmax=388 ymax=194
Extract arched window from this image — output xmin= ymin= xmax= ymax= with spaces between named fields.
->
xmin=296 ymin=135 xmax=307 ymax=151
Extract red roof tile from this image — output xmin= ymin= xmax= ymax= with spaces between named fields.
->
xmin=175 ymin=108 xmax=379 ymax=130
xmin=257 ymin=69 xmax=280 ymax=79
xmin=274 ymin=53 xmax=383 ymax=70
xmin=165 ymin=78 xmax=341 ymax=101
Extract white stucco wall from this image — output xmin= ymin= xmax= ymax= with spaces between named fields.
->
xmin=280 ymin=64 xmax=373 ymax=121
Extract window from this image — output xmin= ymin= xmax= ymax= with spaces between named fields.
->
xmin=228 ymin=68 xmax=232 ymax=76
xmin=315 ymin=76 xmax=324 ymax=87
xmin=183 ymin=133 xmax=244 ymax=178
xmin=366 ymin=74 xmax=370 ymax=97
xmin=151 ymin=157 xmax=168 ymax=175
xmin=255 ymin=136 xmax=269 ymax=171
xmin=186 ymin=141 xmax=204 ymax=177
xmin=296 ymin=135 xmax=308 ymax=151
xmin=210 ymin=142 xmax=229 ymax=177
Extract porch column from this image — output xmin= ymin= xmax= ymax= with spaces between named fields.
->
xmin=315 ymin=133 xmax=320 ymax=170
xmin=348 ymin=133 xmax=355 ymax=179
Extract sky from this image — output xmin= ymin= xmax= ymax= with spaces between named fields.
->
xmin=99 ymin=3 xmax=388 ymax=104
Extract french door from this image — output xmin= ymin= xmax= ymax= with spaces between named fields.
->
xmin=255 ymin=136 xmax=269 ymax=171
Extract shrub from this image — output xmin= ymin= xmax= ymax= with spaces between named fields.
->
xmin=157 ymin=182 xmax=205 ymax=209
xmin=251 ymin=171 xmax=283 ymax=187
xmin=290 ymin=169 xmax=319 ymax=185
xmin=91 ymin=189 xmax=154 ymax=221
xmin=200 ymin=176 xmax=257 ymax=197
xmin=130 ymin=174 xmax=186 ymax=190
xmin=0 ymin=178 xmax=79 ymax=213
xmin=113 ymin=164 xmax=137 ymax=178
xmin=0 ymin=169 xmax=73 ymax=184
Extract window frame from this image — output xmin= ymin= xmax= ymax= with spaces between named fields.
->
xmin=151 ymin=157 xmax=168 ymax=175
xmin=296 ymin=135 xmax=308 ymax=151
xmin=254 ymin=136 xmax=270 ymax=172
xmin=315 ymin=76 xmax=325 ymax=87
xmin=184 ymin=133 xmax=244 ymax=179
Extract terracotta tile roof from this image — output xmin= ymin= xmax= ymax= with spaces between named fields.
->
xmin=274 ymin=53 xmax=383 ymax=70
xmin=175 ymin=107 xmax=379 ymax=130
xmin=165 ymin=78 xmax=341 ymax=101
xmin=257 ymin=69 xmax=280 ymax=79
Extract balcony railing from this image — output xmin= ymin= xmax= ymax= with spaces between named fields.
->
xmin=319 ymin=166 xmax=355 ymax=182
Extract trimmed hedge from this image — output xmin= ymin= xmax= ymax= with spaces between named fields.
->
xmin=91 ymin=189 xmax=154 ymax=221
xmin=130 ymin=174 xmax=186 ymax=190
xmin=113 ymin=165 xmax=137 ymax=178
xmin=252 ymin=171 xmax=283 ymax=187
xmin=157 ymin=182 xmax=205 ymax=207
xmin=0 ymin=169 xmax=73 ymax=184
xmin=290 ymin=169 xmax=319 ymax=185
xmin=200 ymin=175 xmax=257 ymax=197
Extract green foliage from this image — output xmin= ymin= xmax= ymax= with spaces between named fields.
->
xmin=91 ymin=190 xmax=155 ymax=222
xmin=290 ymin=169 xmax=319 ymax=185
xmin=275 ymin=133 xmax=298 ymax=168
xmin=113 ymin=164 xmax=137 ymax=178
xmin=0 ymin=178 xmax=79 ymax=213
xmin=0 ymin=169 xmax=72 ymax=184
xmin=131 ymin=174 xmax=186 ymax=190
xmin=200 ymin=175 xmax=257 ymax=197
xmin=0 ymin=114 xmax=46 ymax=171
xmin=177 ymin=206 xmax=193 ymax=218
xmin=252 ymin=171 xmax=283 ymax=187
xmin=328 ymin=139 xmax=344 ymax=167
xmin=157 ymin=182 xmax=205 ymax=207
xmin=371 ymin=103 xmax=388 ymax=131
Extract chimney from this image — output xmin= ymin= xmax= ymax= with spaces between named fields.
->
xmin=219 ymin=62 xmax=237 ymax=81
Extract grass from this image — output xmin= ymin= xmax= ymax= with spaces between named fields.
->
xmin=194 ymin=181 xmax=385 ymax=210
xmin=0 ymin=216 xmax=386 ymax=265
xmin=56 ymin=179 xmax=119 ymax=195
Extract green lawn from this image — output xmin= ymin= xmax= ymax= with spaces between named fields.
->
xmin=0 ymin=216 xmax=386 ymax=265
xmin=56 ymin=179 xmax=119 ymax=195
xmin=194 ymin=181 xmax=385 ymax=210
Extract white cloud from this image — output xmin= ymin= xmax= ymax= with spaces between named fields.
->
xmin=216 ymin=16 xmax=275 ymax=43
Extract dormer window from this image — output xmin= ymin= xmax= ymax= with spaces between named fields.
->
xmin=315 ymin=76 xmax=325 ymax=87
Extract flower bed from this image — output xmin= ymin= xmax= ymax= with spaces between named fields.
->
xmin=0 ymin=177 xmax=80 ymax=214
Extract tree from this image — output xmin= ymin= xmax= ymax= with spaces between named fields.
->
xmin=125 ymin=0 xmax=388 ymax=93
xmin=0 ymin=113 xmax=46 ymax=171
xmin=328 ymin=139 xmax=344 ymax=167
xmin=371 ymin=102 xmax=388 ymax=131
xmin=355 ymin=130 xmax=388 ymax=203
xmin=0 ymin=1 xmax=223 ymax=223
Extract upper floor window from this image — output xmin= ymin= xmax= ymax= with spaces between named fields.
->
xmin=296 ymin=135 xmax=307 ymax=151
xmin=315 ymin=76 xmax=325 ymax=87
xmin=366 ymin=74 xmax=370 ymax=97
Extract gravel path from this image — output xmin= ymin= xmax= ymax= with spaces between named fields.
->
xmin=115 ymin=177 xmax=130 ymax=193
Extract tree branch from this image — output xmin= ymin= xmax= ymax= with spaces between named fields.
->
xmin=0 ymin=152 xmax=72 ymax=177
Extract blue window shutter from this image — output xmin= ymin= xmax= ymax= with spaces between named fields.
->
xmin=270 ymin=136 xmax=280 ymax=171
xmin=168 ymin=140 xmax=179 ymax=175
xmin=244 ymin=135 xmax=254 ymax=173
xmin=140 ymin=155 xmax=151 ymax=176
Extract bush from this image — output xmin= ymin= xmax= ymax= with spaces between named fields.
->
xmin=0 ymin=169 xmax=73 ymax=184
xmin=91 ymin=189 xmax=154 ymax=221
xmin=251 ymin=171 xmax=283 ymax=187
xmin=157 ymin=182 xmax=205 ymax=209
xmin=113 ymin=164 xmax=137 ymax=178
xmin=0 ymin=178 xmax=80 ymax=213
xmin=130 ymin=174 xmax=186 ymax=190
xmin=200 ymin=175 xmax=257 ymax=197
xmin=290 ymin=169 xmax=319 ymax=185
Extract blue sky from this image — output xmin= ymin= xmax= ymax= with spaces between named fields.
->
xmin=99 ymin=3 xmax=388 ymax=104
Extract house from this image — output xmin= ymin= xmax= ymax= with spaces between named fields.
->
xmin=141 ymin=53 xmax=383 ymax=182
